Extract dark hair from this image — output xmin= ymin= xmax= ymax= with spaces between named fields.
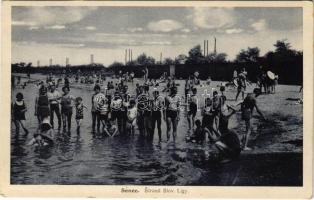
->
xmin=62 ymin=86 xmax=70 ymax=92
xmin=16 ymin=92 xmax=24 ymax=100
xmin=195 ymin=119 xmax=201 ymax=126
xmin=40 ymin=123 xmax=52 ymax=132
xmin=129 ymin=99 xmax=136 ymax=105
xmin=192 ymin=88 xmax=197 ymax=93
xmin=76 ymin=97 xmax=82 ymax=102
xmin=213 ymin=91 xmax=218 ymax=95
xmin=94 ymin=84 xmax=101 ymax=91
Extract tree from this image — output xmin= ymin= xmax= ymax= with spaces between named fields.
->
xmin=206 ymin=52 xmax=228 ymax=63
xmin=163 ymin=57 xmax=175 ymax=65
xmin=274 ymin=39 xmax=291 ymax=53
xmin=235 ymin=47 xmax=260 ymax=63
xmin=136 ymin=53 xmax=155 ymax=65
xmin=186 ymin=45 xmax=205 ymax=64
xmin=175 ymin=54 xmax=187 ymax=64
xmin=108 ymin=61 xmax=124 ymax=69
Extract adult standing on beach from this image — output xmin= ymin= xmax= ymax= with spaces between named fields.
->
xmin=47 ymin=84 xmax=62 ymax=130
xmin=235 ymin=69 xmax=247 ymax=101
xmin=91 ymin=85 xmax=104 ymax=133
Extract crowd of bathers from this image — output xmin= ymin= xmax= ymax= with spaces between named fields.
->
xmin=12 ymin=69 xmax=271 ymax=162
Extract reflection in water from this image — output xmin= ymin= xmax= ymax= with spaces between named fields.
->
xmin=10 ymin=79 xmax=302 ymax=186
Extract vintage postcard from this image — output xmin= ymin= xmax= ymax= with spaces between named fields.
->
xmin=0 ymin=1 xmax=313 ymax=198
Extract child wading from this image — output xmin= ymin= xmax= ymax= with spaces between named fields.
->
xmin=12 ymin=93 xmax=29 ymax=135
xmin=164 ymin=86 xmax=181 ymax=142
xmin=75 ymin=97 xmax=87 ymax=133
xmin=126 ymin=99 xmax=137 ymax=136
xmin=187 ymin=87 xmax=198 ymax=131
xmin=60 ymin=86 xmax=75 ymax=132
xmin=151 ymin=90 xmax=164 ymax=142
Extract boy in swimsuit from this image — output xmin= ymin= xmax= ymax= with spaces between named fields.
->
xmin=75 ymin=97 xmax=87 ymax=133
xmin=187 ymin=88 xmax=198 ymax=131
xmin=151 ymin=90 xmax=164 ymax=142
xmin=239 ymin=89 xmax=265 ymax=150
xmin=164 ymin=86 xmax=181 ymax=142
xmin=126 ymin=99 xmax=137 ymax=136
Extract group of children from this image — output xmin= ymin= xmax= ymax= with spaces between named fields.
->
xmin=12 ymin=72 xmax=267 ymax=161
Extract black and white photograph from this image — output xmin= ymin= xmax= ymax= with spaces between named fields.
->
xmin=3 ymin=1 xmax=313 ymax=196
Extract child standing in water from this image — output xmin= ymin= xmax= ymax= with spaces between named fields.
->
xmin=60 ymin=86 xmax=75 ymax=132
xmin=126 ymin=99 xmax=137 ymax=136
xmin=75 ymin=97 xmax=87 ymax=133
xmin=12 ymin=93 xmax=29 ymax=135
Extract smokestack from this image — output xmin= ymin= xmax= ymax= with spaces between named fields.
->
xmin=128 ymin=49 xmax=131 ymax=62
xmin=214 ymin=37 xmax=217 ymax=54
xmin=66 ymin=57 xmax=69 ymax=66
xmin=37 ymin=60 xmax=40 ymax=67
xmin=131 ymin=49 xmax=133 ymax=62
xmin=125 ymin=49 xmax=127 ymax=64
xmin=160 ymin=52 xmax=162 ymax=64
xmin=90 ymin=54 xmax=94 ymax=64
xmin=206 ymin=40 xmax=209 ymax=56
xmin=203 ymin=40 xmax=206 ymax=56
xmin=49 ymin=58 xmax=52 ymax=67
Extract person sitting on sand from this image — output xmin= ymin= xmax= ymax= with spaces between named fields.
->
xmin=214 ymin=129 xmax=241 ymax=163
xmin=186 ymin=119 xmax=208 ymax=145
xmin=103 ymin=121 xmax=118 ymax=137
xmin=12 ymin=92 xmax=29 ymax=135
xmin=201 ymin=97 xmax=219 ymax=143
xmin=238 ymin=88 xmax=266 ymax=151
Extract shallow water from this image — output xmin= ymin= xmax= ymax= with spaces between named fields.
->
xmin=10 ymin=75 xmax=302 ymax=185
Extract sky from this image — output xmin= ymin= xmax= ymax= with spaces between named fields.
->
xmin=12 ymin=6 xmax=303 ymax=66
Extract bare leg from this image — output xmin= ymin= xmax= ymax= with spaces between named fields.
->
xmin=166 ymin=117 xmax=171 ymax=141
xmin=19 ymin=120 xmax=29 ymax=135
xmin=243 ymin=119 xmax=252 ymax=150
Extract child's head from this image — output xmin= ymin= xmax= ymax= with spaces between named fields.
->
xmin=75 ymin=97 xmax=83 ymax=104
xmin=62 ymin=86 xmax=70 ymax=94
xmin=195 ymin=119 xmax=201 ymax=127
xmin=205 ymin=97 xmax=212 ymax=106
xmin=93 ymin=84 xmax=101 ymax=93
xmin=16 ymin=92 xmax=24 ymax=101
xmin=213 ymin=90 xmax=218 ymax=97
xmin=192 ymin=88 xmax=197 ymax=94
xmin=129 ymin=99 xmax=136 ymax=107
xmin=153 ymin=90 xmax=159 ymax=98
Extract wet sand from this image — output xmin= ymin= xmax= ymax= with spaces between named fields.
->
xmin=10 ymin=73 xmax=303 ymax=185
